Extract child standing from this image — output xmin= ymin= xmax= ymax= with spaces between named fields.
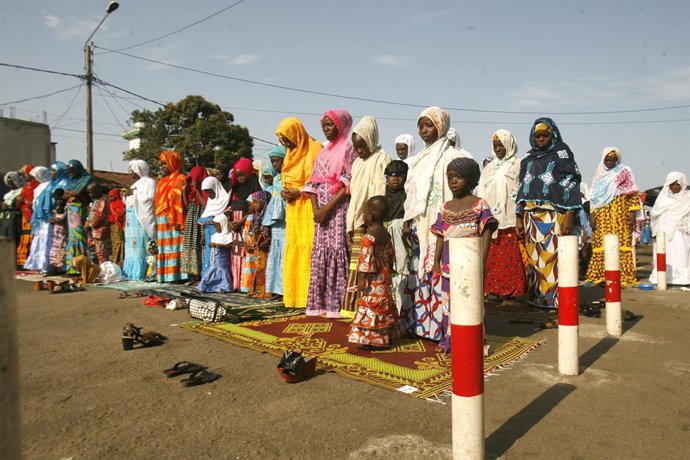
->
xmin=197 ymin=214 xmax=233 ymax=293
xmin=343 ymin=116 xmax=390 ymax=317
xmin=48 ymin=188 xmax=68 ymax=273
xmin=348 ymin=196 xmax=400 ymax=349
xmin=242 ymin=191 xmax=272 ymax=298
xmin=384 ymin=160 xmax=410 ymax=313
xmin=108 ymin=188 xmax=126 ymax=266
xmin=262 ymin=146 xmax=288 ymax=300
xmin=86 ymin=183 xmax=110 ymax=264
xmin=431 ymin=158 xmax=497 ymax=353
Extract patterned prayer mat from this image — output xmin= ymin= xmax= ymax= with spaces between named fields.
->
xmin=94 ymin=281 xmax=303 ymax=322
xmin=179 ymin=315 xmax=543 ymax=399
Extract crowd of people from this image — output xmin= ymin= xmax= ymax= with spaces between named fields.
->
xmin=2 ymin=107 xmax=690 ymax=351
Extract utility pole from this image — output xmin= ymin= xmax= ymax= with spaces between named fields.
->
xmin=85 ymin=43 xmax=94 ymax=174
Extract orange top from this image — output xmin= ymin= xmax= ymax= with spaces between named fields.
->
xmin=154 ymin=150 xmax=186 ymax=227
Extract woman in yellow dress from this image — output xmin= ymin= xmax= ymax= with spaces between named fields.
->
xmin=585 ymin=147 xmax=641 ymax=286
xmin=275 ymin=118 xmax=322 ymax=308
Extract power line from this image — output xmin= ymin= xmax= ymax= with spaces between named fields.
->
xmin=94 ymin=84 xmax=126 ymax=130
xmin=108 ymin=0 xmax=248 ymax=52
xmin=93 ymin=76 xmax=166 ymax=106
xmin=51 ymin=85 xmax=85 ymax=129
xmin=0 ymin=84 xmax=84 ymax=107
xmin=53 ymin=126 xmax=124 ymax=138
xmin=95 ymin=46 xmax=690 ymax=116
xmin=0 ymin=62 xmax=83 ymax=79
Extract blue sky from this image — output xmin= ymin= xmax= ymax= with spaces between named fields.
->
xmin=1 ymin=0 xmax=688 ymax=190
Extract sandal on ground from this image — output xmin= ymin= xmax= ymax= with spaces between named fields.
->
xmin=180 ymin=369 xmax=220 ymax=387
xmin=122 ymin=323 xmax=168 ymax=347
xmin=163 ymin=361 xmax=206 ymax=378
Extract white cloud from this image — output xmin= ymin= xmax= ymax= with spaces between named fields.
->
xmin=42 ymin=11 xmax=106 ymax=42
xmin=372 ymin=54 xmax=410 ymax=66
xmin=210 ymin=54 xmax=259 ymax=66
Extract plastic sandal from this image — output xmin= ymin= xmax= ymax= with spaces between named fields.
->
xmin=163 ymin=361 xmax=206 ymax=378
xmin=180 ymin=369 xmax=220 ymax=387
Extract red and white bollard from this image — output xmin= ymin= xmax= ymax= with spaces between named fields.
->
xmin=604 ymin=234 xmax=622 ymax=336
xmin=656 ymin=231 xmax=667 ymax=291
xmin=449 ymin=237 xmax=484 ymax=460
xmin=557 ymin=235 xmax=579 ymax=376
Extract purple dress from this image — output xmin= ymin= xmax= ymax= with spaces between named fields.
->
xmin=304 ymin=157 xmax=351 ymax=318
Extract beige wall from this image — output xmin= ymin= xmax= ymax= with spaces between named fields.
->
xmin=0 ymin=117 xmax=54 ymax=173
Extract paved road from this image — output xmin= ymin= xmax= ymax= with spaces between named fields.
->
xmin=13 ymin=248 xmax=690 ymax=459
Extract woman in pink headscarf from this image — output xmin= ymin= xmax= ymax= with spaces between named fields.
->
xmin=303 ymin=109 xmax=357 ymax=317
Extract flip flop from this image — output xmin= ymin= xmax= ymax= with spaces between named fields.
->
xmin=180 ymin=369 xmax=220 ymax=387
xmin=142 ymin=295 xmax=172 ymax=307
xmin=163 ymin=361 xmax=206 ymax=378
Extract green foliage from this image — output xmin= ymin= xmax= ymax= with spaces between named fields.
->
xmin=123 ymin=95 xmax=253 ymax=173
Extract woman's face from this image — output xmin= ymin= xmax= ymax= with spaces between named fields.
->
xmin=50 ymin=169 xmax=57 ymax=179
xmin=395 ymin=143 xmax=409 ymax=160
xmin=534 ymin=130 xmax=553 ymax=150
xmin=279 ymin=135 xmax=296 ymax=150
xmin=493 ymin=140 xmax=507 ymax=160
xmin=670 ymin=181 xmax=682 ymax=194
xmin=67 ymin=166 xmax=79 ymax=179
xmin=604 ymin=153 xmax=618 ymax=170
xmin=321 ymin=117 xmax=339 ymax=142
xmin=417 ymin=117 xmax=439 ymax=144
xmin=234 ymin=169 xmax=247 ymax=184
xmin=205 ymin=189 xmax=216 ymax=200
xmin=130 ymin=169 xmax=140 ymax=180
xmin=263 ymin=174 xmax=274 ymax=186
xmin=159 ymin=161 xmax=169 ymax=176
xmin=352 ymin=133 xmax=372 ymax=160
xmin=213 ymin=222 xmax=222 ymax=233
xmin=270 ymin=156 xmax=284 ymax=173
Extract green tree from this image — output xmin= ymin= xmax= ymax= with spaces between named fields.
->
xmin=123 ymin=95 xmax=253 ymax=172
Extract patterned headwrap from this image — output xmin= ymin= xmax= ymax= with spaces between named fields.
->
xmin=417 ymin=106 xmax=450 ymax=142
xmin=248 ymin=190 xmax=271 ymax=235
xmin=447 ymin=157 xmax=481 ymax=189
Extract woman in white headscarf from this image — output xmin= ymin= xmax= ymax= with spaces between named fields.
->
xmin=123 ymin=160 xmax=157 ymax=280
xmin=585 ymin=147 xmax=640 ymax=286
xmin=649 ymin=172 xmax=690 ymax=286
xmin=199 ymin=176 xmax=229 ymax=277
xmin=402 ymin=107 xmax=467 ymax=340
xmin=0 ymin=172 xmax=24 ymax=248
xmin=23 ymin=166 xmax=52 ymax=272
xmin=477 ymin=129 xmax=527 ymax=299
xmin=394 ymin=134 xmax=416 ymax=165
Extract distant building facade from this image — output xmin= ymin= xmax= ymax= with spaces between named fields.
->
xmin=0 ymin=117 xmax=54 ymax=173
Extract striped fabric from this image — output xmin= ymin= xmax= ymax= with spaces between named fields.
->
xmin=156 ymin=214 xmax=186 ymax=283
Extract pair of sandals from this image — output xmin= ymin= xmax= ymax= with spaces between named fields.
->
xmin=163 ymin=361 xmax=220 ymax=387
xmin=121 ymin=323 xmax=168 ymax=350
xmin=50 ymin=281 xmax=84 ymax=294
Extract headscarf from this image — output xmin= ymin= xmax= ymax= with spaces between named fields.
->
xmin=590 ymin=147 xmax=639 ymax=210
xmin=200 ymin=176 xmax=229 ymax=218
xmin=253 ymin=160 xmax=267 ymax=190
xmin=154 ymin=150 xmax=186 ymax=228
xmin=210 ymin=214 xmax=233 ymax=246
xmin=394 ymin=134 xmax=417 ymax=161
xmin=651 ymin=172 xmax=690 ymax=238
xmin=580 ymin=183 xmax=591 ymax=203
xmin=187 ymin=165 xmax=209 ymax=206
xmin=275 ymin=117 xmax=323 ymax=190
xmin=129 ymin=160 xmax=157 ymax=240
xmin=347 ymin=116 xmax=391 ymax=232
xmin=65 ymin=159 xmax=92 ymax=192
xmin=248 ymin=190 xmax=271 ymax=236
xmin=404 ymin=107 xmax=466 ymax=222
xmin=447 ymin=157 xmax=481 ymax=189
xmin=4 ymin=172 xmax=24 ymax=189
xmin=19 ymin=165 xmax=40 ymax=222
xmin=384 ymin=160 xmax=408 ymax=221
xmin=308 ymin=109 xmax=356 ymax=190
xmin=261 ymin=162 xmax=277 ymax=192
xmin=268 ymin=145 xmax=287 ymax=159
xmin=262 ymin=146 xmax=287 ymax=228
xmin=29 ymin=167 xmax=51 ymax=230
xmin=477 ymin=129 xmax=522 ymax=232
xmin=229 ymin=157 xmax=261 ymax=212
xmin=108 ymin=188 xmax=126 ymax=230
xmin=447 ymin=127 xmax=460 ymax=147
xmin=516 ymin=117 xmax=582 ymax=212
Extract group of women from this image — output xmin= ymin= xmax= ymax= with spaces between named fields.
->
xmin=2 ymin=106 xmax=689 ymax=348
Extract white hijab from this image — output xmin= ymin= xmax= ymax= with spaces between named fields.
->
xmin=210 ymin=214 xmax=233 ymax=245
xmin=30 ymin=166 xmax=51 ymax=202
xmin=651 ymin=172 xmax=690 ymax=238
xmin=347 ymin=116 xmax=391 ymax=232
xmin=395 ymin=133 xmax=417 ymax=164
xmin=200 ymin=176 xmax=229 ymax=218
xmin=477 ymin=129 xmax=521 ymax=233
xmin=128 ymin=160 xmax=157 ymax=240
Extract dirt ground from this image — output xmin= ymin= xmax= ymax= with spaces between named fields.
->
xmin=12 ymin=247 xmax=690 ymax=459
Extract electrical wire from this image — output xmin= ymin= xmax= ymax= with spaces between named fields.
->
xmin=51 ymin=85 xmax=85 ymax=129
xmin=0 ymin=62 xmax=83 ymax=79
xmin=0 ymin=84 xmax=84 ymax=107
xmin=95 ymin=46 xmax=690 ymax=116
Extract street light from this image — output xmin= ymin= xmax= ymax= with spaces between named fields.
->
xmin=84 ymin=1 xmax=119 ymax=174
